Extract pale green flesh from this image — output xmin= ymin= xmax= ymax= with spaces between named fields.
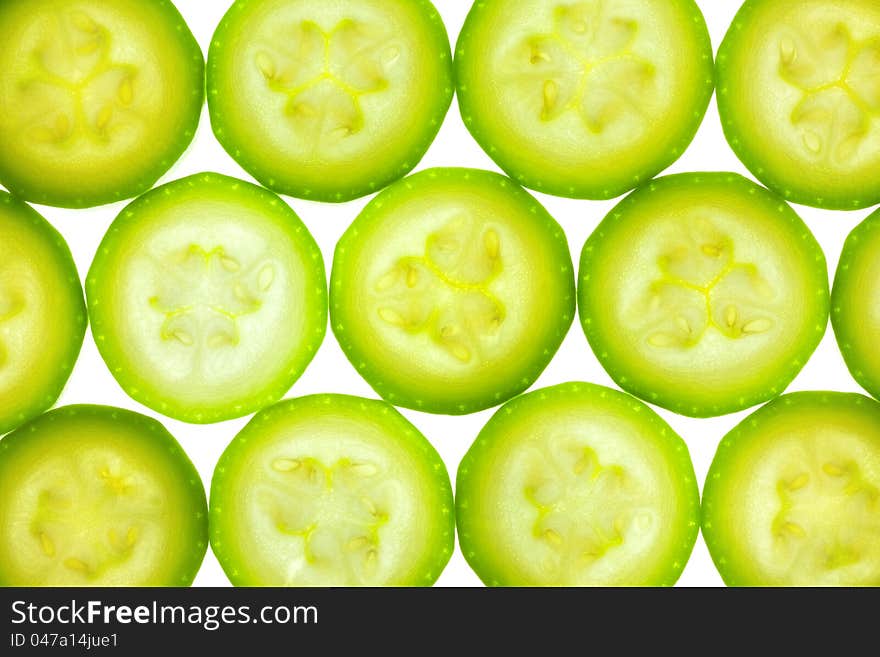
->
xmin=0 ymin=194 xmax=86 ymax=435
xmin=0 ymin=406 xmax=207 ymax=586
xmin=87 ymin=173 xmax=327 ymax=424
xmin=456 ymin=0 xmax=713 ymax=198
xmin=210 ymin=395 xmax=454 ymax=586
xmin=832 ymin=208 xmax=880 ymax=400
xmin=457 ymin=383 xmax=699 ymax=586
xmin=208 ymin=0 xmax=452 ymax=202
xmin=579 ymin=173 xmax=829 ymax=417
xmin=331 ymin=168 xmax=575 ymax=415
xmin=0 ymin=0 xmax=203 ymax=208
xmin=703 ymin=393 xmax=880 ymax=586
xmin=718 ymin=0 xmax=880 ymax=209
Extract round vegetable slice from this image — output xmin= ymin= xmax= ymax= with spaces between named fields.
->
xmin=578 ymin=172 xmax=829 ymax=418
xmin=456 ymin=382 xmax=699 ymax=586
xmin=717 ymin=0 xmax=880 ymax=210
xmin=210 ymin=394 xmax=454 ymax=586
xmin=0 ymin=193 xmax=86 ymax=435
xmin=454 ymin=0 xmax=714 ymax=200
xmin=703 ymin=392 xmax=880 ymax=586
xmin=331 ymin=167 xmax=575 ymax=415
xmin=832 ymin=208 xmax=880 ymax=400
xmin=0 ymin=405 xmax=207 ymax=586
xmin=86 ymin=172 xmax=327 ymax=424
xmin=0 ymin=0 xmax=203 ymax=209
xmin=207 ymin=0 xmax=453 ymax=202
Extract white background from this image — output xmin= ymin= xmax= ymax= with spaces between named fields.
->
xmin=12 ymin=0 xmax=873 ymax=587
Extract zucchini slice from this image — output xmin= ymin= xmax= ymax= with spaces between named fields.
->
xmin=210 ymin=394 xmax=454 ymax=586
xmin=703 ymin=392 xmax=880 ymax=586
xmin=579 ymin=172 xmax=829 ymax=417
xmin=0 ymin=0 xmax=203 ymax=208
xmin=87 ymin=173 xmax=327 ymax=424
xmin=456 ymin=382 xmax=700 ymax=586
xmin=0 ymin=405 xmax=207 ymax=586
xmin=207 ymin=0 xmax=453 ymax=202
xmin=717 ymin=0 xmax=880 ymax=210
xmin=0 ymin=193 xmax=86 ymax=435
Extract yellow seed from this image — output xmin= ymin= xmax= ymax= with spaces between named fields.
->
xmin=572 ymin=20 xmax=587 ymax=34
xmin=72 ymin=11 xmax=97 ymax=32
xmin=365 ymin=549 xmax=378 ymax=564
xmin=96 ymin=104 xmax=113 ymax=130
xmin=348 ymin=536 xmax=370 ymax=551
xmin=823 ymin=463 xmax=844 ymax=477
xmin=171 ymin=330 xmax=193 ymax=346
xmin=40 ymin=533 xmax=55 ymax=557
xmin=255 ymin=52 xmax=276 ymax=79
xmin=378 ymin=307 xmax=405 ymax=327
xmin=76 ymin=39 xmax=100 ymax=55
xmin=450 ymin=344 xmax=472 ymax=363
xmin=406 ymin=266 xmax=418 ymax=288
xmin=742 ymin=318 xmax=773 ymax=334
xmin=544 ymin=529 xmax=563 ymax=546
xmin=383 ymin=46 xmax=401 ymax=64
xmin=648 ymin=333 xmax=675 ymax=347
xmin=64 ymin=558 xmax=90 ymax=573
xmin=542 ymin=80 xmax=558 ymax=116
xmin=331 ymin=126 xmax=354 ymax=139
xmin=676 ymin=316 xmax=691 ymax=334
xmin=779 ymin=38 xmax=797 ymax=65
xmin=725 ymin=306 xmax=737 ymax=328
xmin=361 ymin=497 xmax=378 ymax=516
xmin=701 ymin=244 xmax=722 ymax=257
xmin=350 ymin=462 xmax=378 ymax=477
xmin=258 ymin=265 xmax=275 ymax=291
xmin=207 ymin=333 xmax=234 ymax=349
xmin=375 ymin=270 xmax=398 ymax=291
xmin=126 ymin=527 xmax=138 ymax=546
xmin=220 ymin=255 xmax=240 ymax=272
xmin=272 ymin=458 xmax=302 ymax=472
xmin=788 ymin=473 xmax=810 ymax=491
xmin=484 ymin=229 xmax=500 ymax=260
xmin=803 ymin=131 xmax=822 ymax=154
xmin=118 ymin=78 xmax=134 ymax=106
xmin=783 ymin=522 xmax=806 ymax=537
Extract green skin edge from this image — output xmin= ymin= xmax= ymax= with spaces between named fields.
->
xmin=455 ymin=0 xmax=715 ymax=200
xmin=0 ymin=193 xmax=87 ymax=436
xmin=701 ymin=391 xmax=880 ymax=587
xmin=0 ymin=0 xmax=204 ymax=209
xmin=717 ymin=0 xmax=880 ymax=211
xmin=0 ymin=405 xmax=208 ymax=586
xmin=330 ymin=167 xmax=576 ymax=416
xmin=832 ymin=207 xmax=880 ymax=400
xmin=456 ymin=381 xmax=701 ymax=587
xmin=207 ymin=0 xmax=454 ymax=203
xmin=578 ymin=172 xmax=830 ymax=418
xmin=209 ymin=393 xmax=456 ymax=587
xmin=85 ymin=172 xmax=328 ymax=424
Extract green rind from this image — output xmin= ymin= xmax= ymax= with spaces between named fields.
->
xmin=0 ymin=0 xmax=204 ymax=209
xmin=0 ymin=193 xmax=87 ymax=436
xmin=578 ymin=172 xmax=830 ymax=418
xmin=456 ymin=381 xmax=701 ymax=586
xmin=86 ymin=172 xmax=328 ymax=424
xmin=831 ymin=208 xmax=880 ymax=400
xmin=207 ymin=0 xmax=454 ymax=203
xmin=701 ymin=391 xmax=880 ymax=587
xmin=0 ymin=404 xmax=208 ymax=586
xmin=716 ymin=0 xmax=880 ymax=211
xmin=330 ymin=167 xmax=576 ymax=415
xmin=209 ymin=393 xmax=455 ymax=586
xmin=455 ymin=0 xmax=715 ymax=200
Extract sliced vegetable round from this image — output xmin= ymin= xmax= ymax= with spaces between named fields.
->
xmin=703 ymin=392 xmax=880 ymax=586
xmin=717 ymin=0 xmax=880 ymax=210
xmin=457 ymin=382 xmax=699 ymax=586
xmin=87 ymin=173 xmax=327 ymax=424
xmin=832 ymin=208 xmax=880 ymax=400
xmin=0 ymin=193 xmax=86 ymax=436
xmin=331 ymin=168 xmax=575 ymax=415
xmin=0 ymin=0 xmax=203 ymax=208
xmin=578 ymin=172 xmax=829 ymax=418
xmin=208 ymin=0 xmax=453 ymax=202
xmin=210 ymin=394 xmax=454 ymax=586
xmin=455 ymin=0 xmax=714 ymax=199
xmin=0 ymin=405 xmax=207 ymax=586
